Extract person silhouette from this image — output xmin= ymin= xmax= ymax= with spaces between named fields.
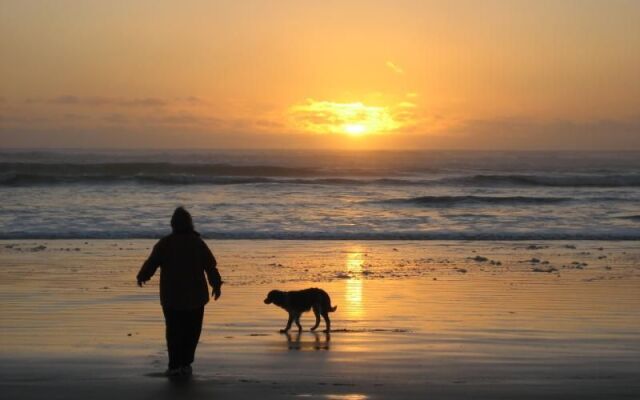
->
xmin=136 ymin=207 xmax=222 ymax=377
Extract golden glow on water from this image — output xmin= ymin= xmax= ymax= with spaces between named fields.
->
xmin=344 ymin=250 xmax=364 ymax=318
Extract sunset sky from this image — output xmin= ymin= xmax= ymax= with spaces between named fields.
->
xmin=1 ymin=0 xmax=639 ymax=150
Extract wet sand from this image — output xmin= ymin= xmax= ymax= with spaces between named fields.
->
xmin=1 ymin=240 xmax=639 ymax=399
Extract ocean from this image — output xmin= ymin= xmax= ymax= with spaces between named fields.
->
xmin=1 ymin=150 xmax=639 ymax=240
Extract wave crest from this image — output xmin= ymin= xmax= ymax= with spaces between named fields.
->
xmin=443 ymin=174 xmax=640 ymax=187
xmin=2 ymin=230 xmax=639 ymax=240
xmin=379 ymin=195 xmax=572 ymax=207
xmin=2 ymin=162 xmax=640 ymax=188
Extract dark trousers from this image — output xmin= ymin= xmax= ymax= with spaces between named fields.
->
xmin=162 ymin=306 xmax=205 ymax=369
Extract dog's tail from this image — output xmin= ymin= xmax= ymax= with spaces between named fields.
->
xmin=323 ymin=291 xmax=337 ymax=312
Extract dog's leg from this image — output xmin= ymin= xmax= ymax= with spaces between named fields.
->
xmin=280 ymin=313 xmax=294 ymax=333
xmin=321 ymin=311 xmax=331 ymax=332
xmin=294 ymin=313 xmax=303 ymax=331
xmin=311 ymin=306 xmax=321 ymax=331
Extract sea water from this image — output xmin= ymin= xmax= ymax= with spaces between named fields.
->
xmin=1 ymin=150 xmax=639 ymax=240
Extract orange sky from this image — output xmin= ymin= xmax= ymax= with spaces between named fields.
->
xmin=1 ymin=0 xmax=639 ymax=149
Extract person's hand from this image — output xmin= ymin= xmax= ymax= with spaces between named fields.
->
xmin=137 ymin=278 xmax=145 ymax=287
xmin=212 ymin=286 xmax=221 ymax=301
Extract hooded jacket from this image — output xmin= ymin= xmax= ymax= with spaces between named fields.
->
xmin=137 ymin=232 xmax=222 ymax=309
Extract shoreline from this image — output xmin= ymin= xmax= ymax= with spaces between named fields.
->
xmin=4 ymin=236 xmax=640 ymax=241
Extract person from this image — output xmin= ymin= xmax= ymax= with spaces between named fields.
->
xmin=136 ymin=207 xmax=222 ymax=377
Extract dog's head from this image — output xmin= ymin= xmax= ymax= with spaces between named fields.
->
xmin=264 ymin=290 xmax=286 ymax=305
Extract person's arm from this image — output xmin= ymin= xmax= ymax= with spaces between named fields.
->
xmin=136 ymin=242 xmax=162 ymax=287
xmin=202 ymin=240 xmax=222 ymax=300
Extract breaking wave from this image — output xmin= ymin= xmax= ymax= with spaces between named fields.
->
xmin=2 ymin=163 xmax=640 ymax=188
xmin=378 ymin=195 xmax=573 ymax=207
xmin=441 ymin=174 xmax=640 ymax=187
xmin=2 ymin=229 xmax=639 ymax=241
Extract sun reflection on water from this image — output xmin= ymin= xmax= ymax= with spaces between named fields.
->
xmin=345 ymin=250 xmax=364 ymax=318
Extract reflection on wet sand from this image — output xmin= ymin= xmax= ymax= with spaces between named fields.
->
xmin=325 ymin=394 xmax=368 ymax=400
xmin=344 ymin=250 xmax=364 ymax=319
xmin=285 ymin=331 xmax=331 ymax=351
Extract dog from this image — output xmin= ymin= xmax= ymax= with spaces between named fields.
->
xmin=264 ymin=288 xmax=337 ymax=333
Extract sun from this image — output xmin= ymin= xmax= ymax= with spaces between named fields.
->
xmin=343 ymin=123 xmax=367 ymax=136
xmin=289 ymin=99 xmax=413 ymax=137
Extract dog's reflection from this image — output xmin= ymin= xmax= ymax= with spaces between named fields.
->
xmin=285 ymin=331 xmax=331 ymax=351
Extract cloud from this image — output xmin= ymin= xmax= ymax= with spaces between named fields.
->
xmin=103 ymin=113 xmax=129 ymax=123
xmin=148 ymin=112 xmax=222 ymax=126
xmin=62 ymin=113 xmax=87 ymax=121
xmin=58 ymin=95 xmax=166 ymax=107
xmin=182 ymin=96 xmax=207 ymax=105
xmin=385 ymin=61 xmax=404 ymax=74
xmin=3 ymin=115 xmax=639 ymax=150
xmin=25 ymin=95 xmax=171 ymax=108
xmin=4 ymin=91 xmax=639 ymax=150
xmin=435 ymin=116 xmax=640 ymax=150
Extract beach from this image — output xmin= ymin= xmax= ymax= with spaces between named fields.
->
xmin=2 ymin=239 xmax=639 ymax=399
xmin=4 ymin=0 xmax=640 ymax=397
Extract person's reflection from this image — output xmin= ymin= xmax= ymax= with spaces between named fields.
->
xmin=285 ymin=331 xmax=330 ymax=351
